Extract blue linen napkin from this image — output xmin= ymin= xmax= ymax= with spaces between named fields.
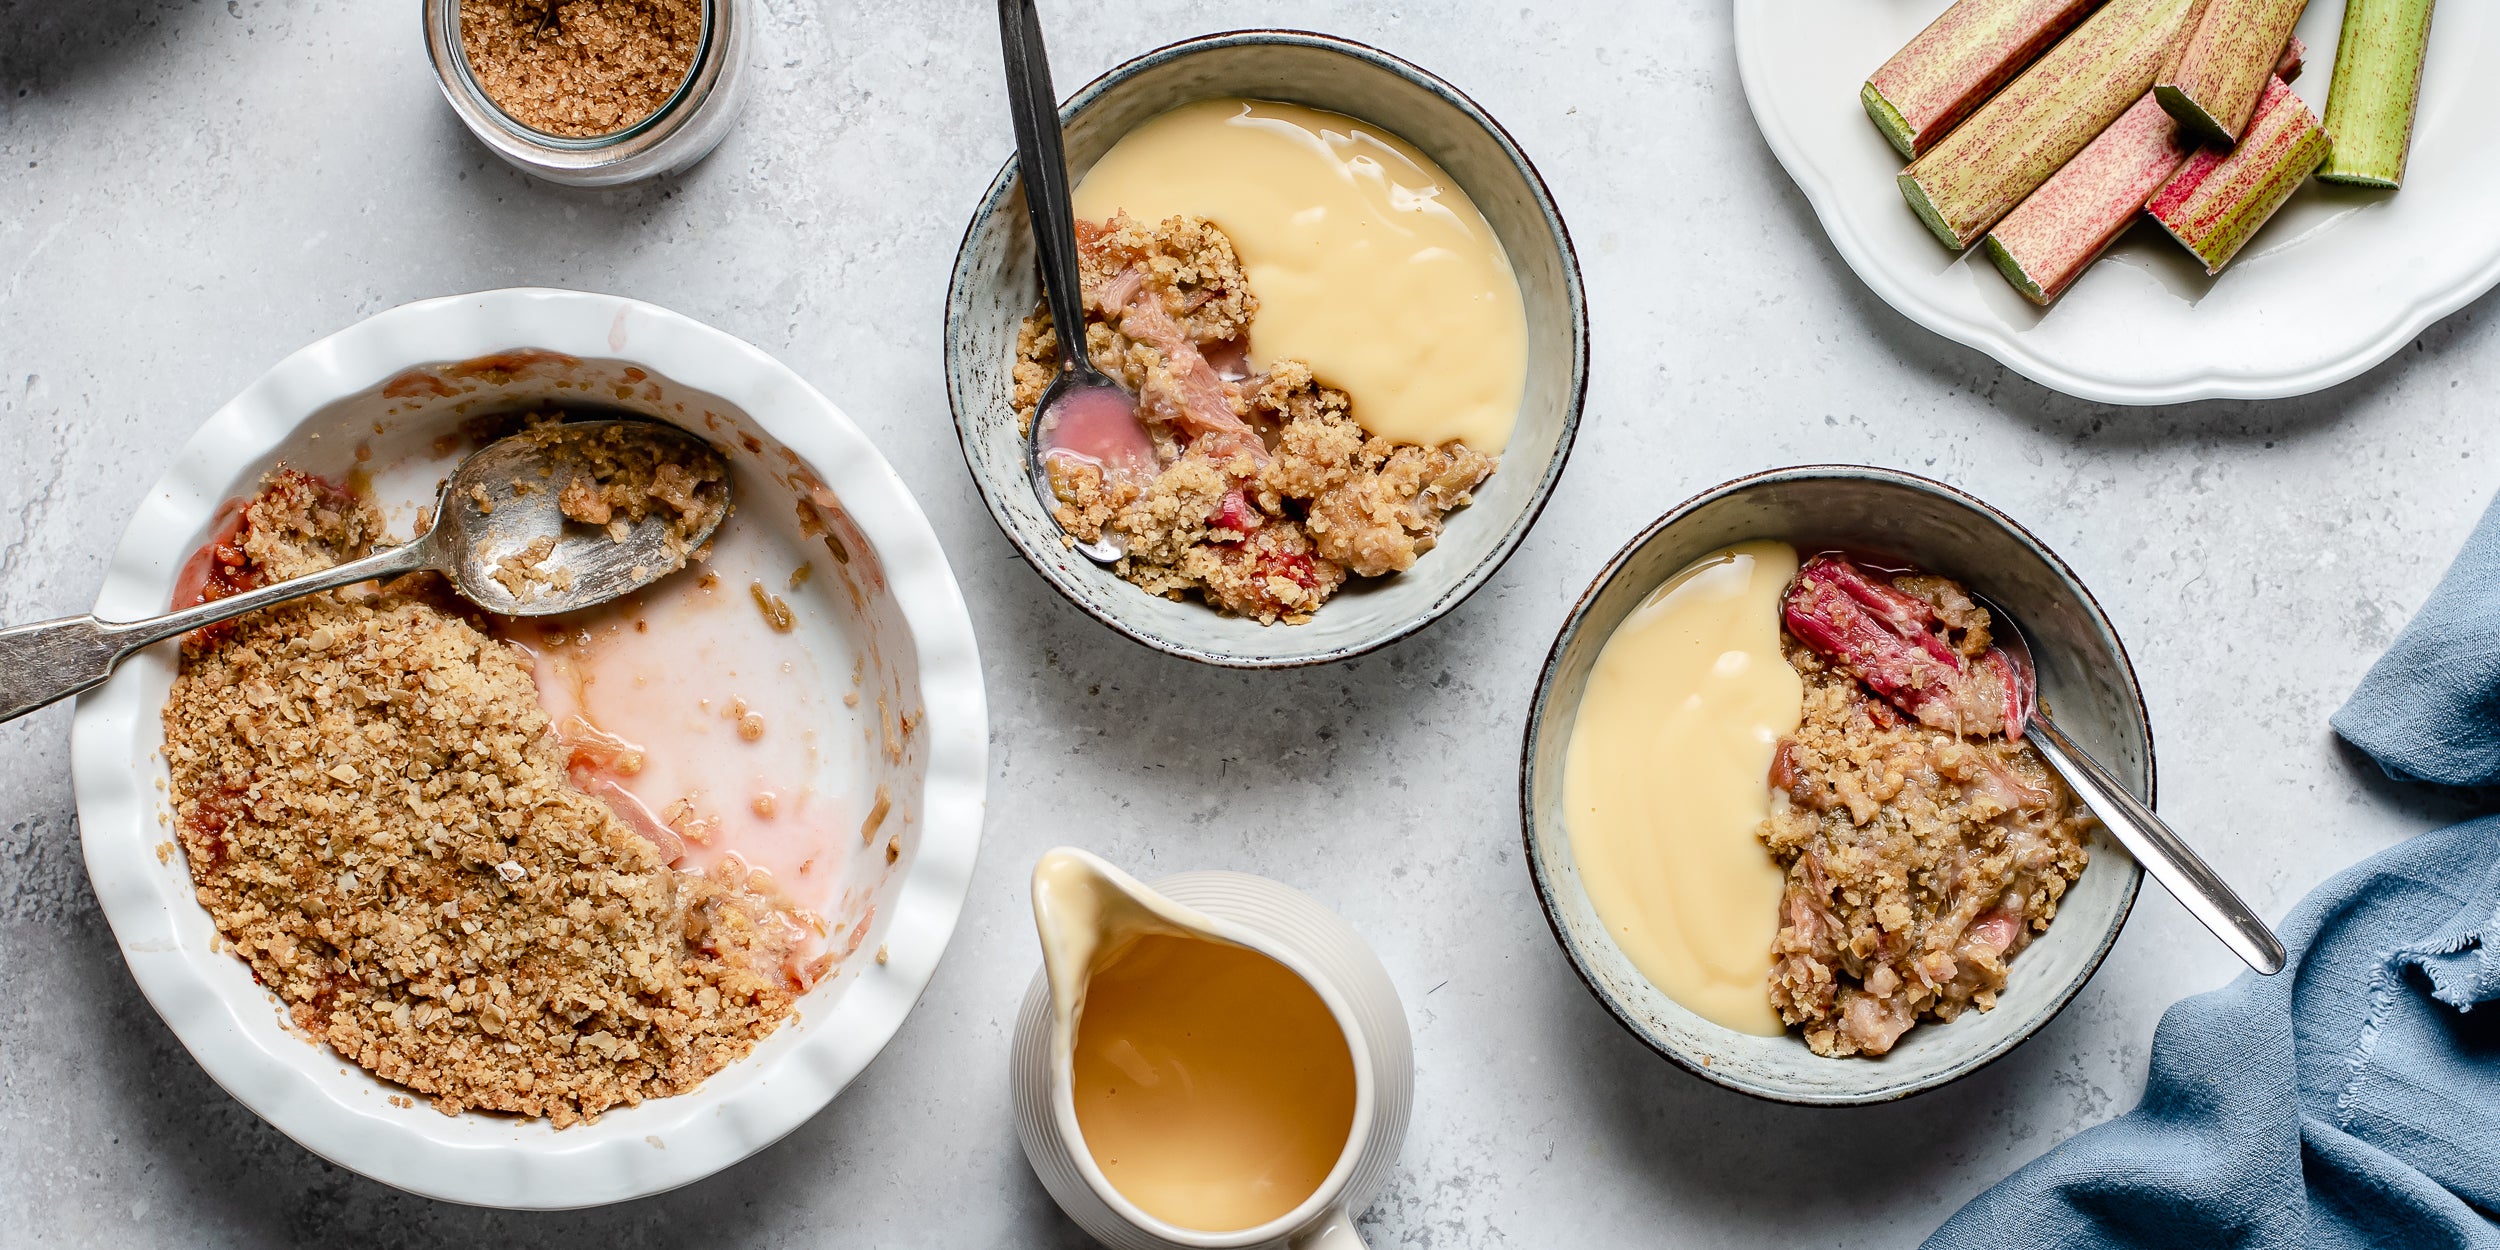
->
xmin=1925 ymin=493 xmax=2500 ymax=1250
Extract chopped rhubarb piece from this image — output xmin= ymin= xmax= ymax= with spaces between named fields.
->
xmin=2147 ymin=75 xmax=2332 ymax=274
xmin=2319 ymin=0 xmax=2437 ymax=188
xmin=1860 ymin=0 xmax=2104 ymax=160
xmin=1983 ymin=92 xmax=2192 ymax=305
xmin=1209 ymin=487 xmax=1264 ymax=535
xmin=2155 ymin=0 xmax=2309 ymax=145
xmin=1783 ymin=555 xmax=2029 ymax=738
xmin=1898 ymin=0 xmax=2206 ymax=250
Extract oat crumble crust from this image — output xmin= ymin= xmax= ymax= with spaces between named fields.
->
xmin=1013 ymin=213 xmax=1497 ymax=625
xmin=164 ymin=469 xmax=801 ymax=1126
xmin=1759 ymin=581 xmax=2092 ymax=1059
xmin=459 ymin=0 xmax=703 ymax=139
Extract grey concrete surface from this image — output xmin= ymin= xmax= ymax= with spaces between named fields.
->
xmin=2 ymin=1 xmax=2492 ymax=1246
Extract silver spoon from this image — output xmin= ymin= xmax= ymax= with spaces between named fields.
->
xmin=0 ymin=419 xmax=729 ymax=725
xmin=1974 ymin=591 xmax=2287 ymax=975
xmin=997 ymin=0 xmax=1149 ymax=565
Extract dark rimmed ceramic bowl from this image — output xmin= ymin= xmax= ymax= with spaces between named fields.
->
xmin=944 ymin=30 xmax=1587 ymax=668
xmin=1521 ymin=466 xmax=2151 ymax=1105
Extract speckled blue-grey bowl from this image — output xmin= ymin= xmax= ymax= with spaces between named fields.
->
xmin=944 ymin=30 xmax=1587 ymax=668
xmin=1522 ymin=466 xmax=2151 ymax=1105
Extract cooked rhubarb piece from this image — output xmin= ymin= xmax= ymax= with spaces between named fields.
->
xmin=1898 ymin=0 xmax=2205 ymax=250
xmin=2148 ymin=75 xmax=2332 ymax=274
xmin=2155 ymin=0 xmax=2310 ymax=145
xmin=1983 ymin=92 xmax=2191 ymax=304
xmin=1781 ymin=554 xmax=2028 ymax=738
xmin=2320 ymin=0 xmax=2437 ymax=188
xmin=1861 ymin=0 xmax=2105 ymax=160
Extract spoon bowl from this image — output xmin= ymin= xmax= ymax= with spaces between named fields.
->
xmin=1028 ymin=369 xmax=1139 ymax=565
xmin=441 ymin=418 xmax=731 ymax=615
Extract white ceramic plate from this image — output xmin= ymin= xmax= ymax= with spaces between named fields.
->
xmin=1735 ymin=0 xmax=2500 ymax=403
xmin=70 ymin=289 xmax=987 ymax=1208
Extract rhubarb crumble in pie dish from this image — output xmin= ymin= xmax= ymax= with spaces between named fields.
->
xmin=1012 ymin=214 xmax=1498 ymax=625
xmin=161 ymin=449 xmax=817 ymax=1127
xmin=74 ymin=288 xmax=986 ymax=1206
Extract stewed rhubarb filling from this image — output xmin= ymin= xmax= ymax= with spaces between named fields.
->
xmin=1011 ymin=214 xmax=1497 ymax=625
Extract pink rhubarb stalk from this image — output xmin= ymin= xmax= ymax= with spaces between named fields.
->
xmin=1981 ymin=37 xmax=2305 ymax=305
xmin=2148 ymin=75 xmax=2332 ymax=274
xmin=2155 ymin=0 xmax=2310 ymax=144
xmin=1862 ymin=0 xmax=2106 ymax=160
xmin=2320 ymin=0 xmax=2437 ymax=188
xmin=1897 ymin=0 xmax=2204 ymax=251
xmin=1982 ymin=94 xmax=2190 ymax=304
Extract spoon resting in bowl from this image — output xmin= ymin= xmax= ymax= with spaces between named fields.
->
xmin=1968 ymin=589 xmax=2286 ymax=975
xmin=1777 ymin=550 xmax=2283 ymax=975
xmin=0 ymin=418 xmax=730 ymax=724
xmin=995 ymin=0 xmax=1155 ymax=566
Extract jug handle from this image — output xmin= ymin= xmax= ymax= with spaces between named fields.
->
xmin=1289 ymin=1207 xmax=1366 ymax=1250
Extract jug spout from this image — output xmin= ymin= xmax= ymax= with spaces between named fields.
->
xmin=1032 ymin=847 xmax=1227 ymax=1059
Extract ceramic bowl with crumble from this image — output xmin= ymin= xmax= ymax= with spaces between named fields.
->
xmin=947 ymin=31 xmax=1587 ymax=667
xmin=71 ymin=288 xmax=987 ymax=1207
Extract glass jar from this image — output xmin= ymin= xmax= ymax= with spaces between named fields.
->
xmin=424 ymin=0 xmax=749 ymax=188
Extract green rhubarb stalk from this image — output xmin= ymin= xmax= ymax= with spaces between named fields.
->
xmin=1983 ymin=93 xmax=2190 ymax=304
xmin=2155 ymin=0 xmax=2309 ymax=144
xmin=1898 ymin=0 xmax=2204 ymax=251
xmin=2320 ymin=0 xmax=2437 ymax=187
xmin=2147 ymin=75 xmax=2332 ymax=274
xmin=1862 ymin=0 xmax=2106 ymax=160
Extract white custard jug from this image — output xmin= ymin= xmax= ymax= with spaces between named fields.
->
xmin=1009 ymin=848 xmax=1414 ymax=1250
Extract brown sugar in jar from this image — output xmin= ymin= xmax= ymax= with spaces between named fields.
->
xmin=459 ymin=0 xmax=706 ymax=138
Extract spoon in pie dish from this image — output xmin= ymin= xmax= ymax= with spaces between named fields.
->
xmin=1969 ymin=590 xmax=2287 ymax=975
xmin=996 ymin=0 xmax=1154 ymax=565
xmin=0 ymin=418 xmax=729 ymax=724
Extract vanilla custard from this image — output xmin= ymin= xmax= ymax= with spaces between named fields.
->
xmin=1561 ymin=541 xmax=1804 ymax=1036
xmin=1072 ymin=934 xmax=1356 ymax=1232
xmin=1070 ymin=98 xmax=1528 ymax=453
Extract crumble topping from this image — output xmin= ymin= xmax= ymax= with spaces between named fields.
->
xmin=163 ymin=469 xmax=804 ymax=1126
xmin=1760 ymin=573 xmax=2092 ymax=1059
xmin=1013 ymin=213 xmax=1496 ymax=624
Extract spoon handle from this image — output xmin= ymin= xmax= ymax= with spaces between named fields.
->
xmin=2026 ymin=714 xmax=2287 ymax=975
xmin=0 ymin=539 xmax=434 ymax=725
xmin=996 ymin=0 xmax=1094 ymax=374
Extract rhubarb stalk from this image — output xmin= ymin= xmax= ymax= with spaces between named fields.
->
xmin=2155 ymin=0 xmax=2309 ymax=145
xmin=1981 ymin=36 xmax=2307 ymax=304
xmin=1982 ymin=94 xmax=2190 ymax=304
xmin=2319 ymin=0 xmax=2437 ymax=188
xmin=2148 ymin=75 xmax=2332 ymax=274
xmin=1862 ymin=0 xmax=2106 ymax=160
xmin=1898 ymin=0 xmax=2204 ymax=251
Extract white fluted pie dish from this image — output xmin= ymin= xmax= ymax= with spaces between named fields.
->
xmin=69 ymin=288 xmax=987 ymax=1208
